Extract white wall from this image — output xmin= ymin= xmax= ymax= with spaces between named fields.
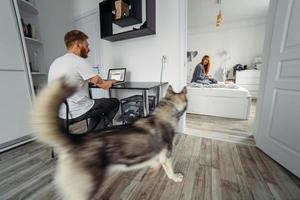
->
xmin=187 ymin=20 xmax=266 ymax=82
xmin=99 ymin=1 xmax=185 ymax=91
xmin=70 ymin=0 xmax=100 ymax=19
xmin=188 ymin=0 xmax=269 ymax=29
xmin=97 ymin=0 xmax=187 ymax=131
xmin=37 ymin=0 xmax=74 ymax=71
xmin=39 ymin=0 xmax=186 ymax=90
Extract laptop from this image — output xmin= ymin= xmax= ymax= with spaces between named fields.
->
xmin=107 ymin=68 xmax=126 ymax=85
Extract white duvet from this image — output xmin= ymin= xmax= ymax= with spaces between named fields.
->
xmin=188 ymin=82 xmax=240 ymax=89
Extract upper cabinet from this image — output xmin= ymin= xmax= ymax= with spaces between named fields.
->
xmin=99 ymin=0 xmax=156 ymax=42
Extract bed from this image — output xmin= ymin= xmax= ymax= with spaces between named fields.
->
xmin=187 ymin=83 xmax=251 ymax=119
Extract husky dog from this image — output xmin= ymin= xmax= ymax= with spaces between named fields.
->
xmin=32 ymin=78 xmax=187 ymax=200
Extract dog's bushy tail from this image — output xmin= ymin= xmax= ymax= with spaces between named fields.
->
xmin=32 ymin=78 xmax=76 ymax=148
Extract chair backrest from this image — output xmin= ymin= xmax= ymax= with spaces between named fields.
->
xmin=64 ymin=100 xmax=71 ymax=133
xmin=64 ymin=100 xmax=86 ymax=133
xmin=63 ymin=100 xmax=104 ymax=133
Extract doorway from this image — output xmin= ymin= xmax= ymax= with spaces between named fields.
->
xmin=184 ymin=0 xmax=270 ymax=145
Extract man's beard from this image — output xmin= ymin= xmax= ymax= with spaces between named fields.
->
xmin=80 ymin=47 xmax=88 ymax=58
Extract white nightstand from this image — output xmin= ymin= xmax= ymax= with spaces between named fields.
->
xmin=236 ymin=70 xmax=260 ymax=99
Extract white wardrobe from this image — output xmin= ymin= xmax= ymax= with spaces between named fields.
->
xmin=0 ymin=0 xmax=36 ymax=151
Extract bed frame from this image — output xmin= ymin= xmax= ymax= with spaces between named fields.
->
xmin=187 ymin=86 xmax=251 ymax=120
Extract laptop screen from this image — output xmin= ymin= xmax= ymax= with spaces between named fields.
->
xmin=108 ymin=68 xmax=126 ymax=82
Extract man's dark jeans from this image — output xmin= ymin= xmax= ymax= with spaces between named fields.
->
xmin=67 ymin=98 xmax=120 ymax=131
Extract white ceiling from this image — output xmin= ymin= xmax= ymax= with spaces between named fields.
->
xmin=188 ymin=0 xmax=270 ymax=29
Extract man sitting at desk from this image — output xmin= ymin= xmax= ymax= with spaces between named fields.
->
xmin=48 ymin=30 xmax=119 ymax=130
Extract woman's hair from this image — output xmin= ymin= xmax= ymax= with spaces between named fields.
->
xmin=200 ymin=55 xmax=211 ymax=75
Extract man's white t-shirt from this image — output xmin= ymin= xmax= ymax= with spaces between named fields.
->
xmin=48 ymin=53 xmax=97 ymax=119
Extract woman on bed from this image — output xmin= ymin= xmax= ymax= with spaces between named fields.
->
xmin=191 ymin=55 xmax=218 ymax=84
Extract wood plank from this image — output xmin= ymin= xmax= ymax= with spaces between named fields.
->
xmin=237 ymin=145 xmax=274 ymax=199
xmin=212 ymin=167 xmax=222 ymax=200
xmin=199 ymin=138 xmax=212 ymax=167
xmin=147 ymin=135 xmax=189 ymax=200
xmin=186 ymin=121 xmax=253 ymax=137
xmin=159 ymin=136 xmax=197 ymax=200
xmin=0 ymin=141 xmax=49 ymax=171
xmin=255 ymin=148 xmax=300 ymax=200
xmin=27 ymin=183 xmax=60 ymax=200
xmin=218 ymin=141 xmax=238 ymax=183
xmin=122 ymin=166 xmax=168 ymax=200
xmin=7 ymin=164 xmax=56 ymax=199
xmin=185 ymin=101 xmax=256 ymax=145
xmin=185 ymin=127 xmax=255 ymax=146
xmin=119 ymin=168 xmax=148 ymax=199
xmin=0 ymin=141 xmax=41 ymax=160
xmin=121 ymin=134 xmax=187 ymax=200
xmin=180 ymin=137 xmax=212 ymax=200
xmin=0 ymin=147 xmax=50 ymax=183
xmin=1 ymin=133 xmax=300 ymax=199
xmin=218 ymin=141 xmax=241 ymax=200
xmin=1 ymin=159 xmax=56 ymax=199
xmin=95 ymin=170 xmax=138 ymax=199
xmin=198 ymin=138 xmax=212 ymax=200
xmin=230 ymin=144 xmax=253 ymax=200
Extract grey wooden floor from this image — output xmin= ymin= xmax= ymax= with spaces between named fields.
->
xmin=1 ymin=133 xmax=300 ymax=200
xmin=185 ymin=101 xmax=257 ymax=146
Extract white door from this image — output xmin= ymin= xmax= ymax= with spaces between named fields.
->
xmin=256 ymin=0 xmax=300 ymax=177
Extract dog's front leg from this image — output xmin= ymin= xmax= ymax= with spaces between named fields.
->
xmin=161 ymin=158 xmax=183 ymax=182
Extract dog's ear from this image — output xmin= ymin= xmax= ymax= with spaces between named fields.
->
xmin=181 ymin=86 xmax=187 ymax=95
xmin=165 ymin=85 xmax=174 ymax=97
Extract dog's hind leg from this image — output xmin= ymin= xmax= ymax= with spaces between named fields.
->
xmin=160 ymin=157 xmax=183 ymax=182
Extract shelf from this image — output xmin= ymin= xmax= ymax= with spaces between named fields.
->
xmin=102 ymin=28 xmax=155 ymax=42
xmin=17 ymin=0 xmax=38 ymax=15
xmin=113 ymin=15 xmax=142 ymax=27
xmin=31 ymin=72 xmax=46 ymax=75
xmin=100 ymin=0 xmax=156 ymax=42
xmin=25 ymin=37 xmax=43 ymax=45
xmin=113 ymin=0 xmax=142 ymax=27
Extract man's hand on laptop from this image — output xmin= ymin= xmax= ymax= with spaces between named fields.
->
xmin=88 ymin=75 xmax=115 ymax=89
xmin=98 ymin=80 xmax=114 ymax=90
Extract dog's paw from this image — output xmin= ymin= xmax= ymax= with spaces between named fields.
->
xmin=172 ymin=173 xmax=183 ymax=182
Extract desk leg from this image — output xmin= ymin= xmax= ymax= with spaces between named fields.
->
xmin=156 ymin=86 xmax=161 ymax=105
xmin=142 ymin=90 xmax=149 ymax=117
xmin=109 ymin=89 xmax=112 ymax=98
xmin=89 ymin=88 xmax=93 ymax=99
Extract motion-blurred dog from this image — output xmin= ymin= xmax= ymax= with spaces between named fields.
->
xmin=32 ymin=78 xmax=187 ymax=200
